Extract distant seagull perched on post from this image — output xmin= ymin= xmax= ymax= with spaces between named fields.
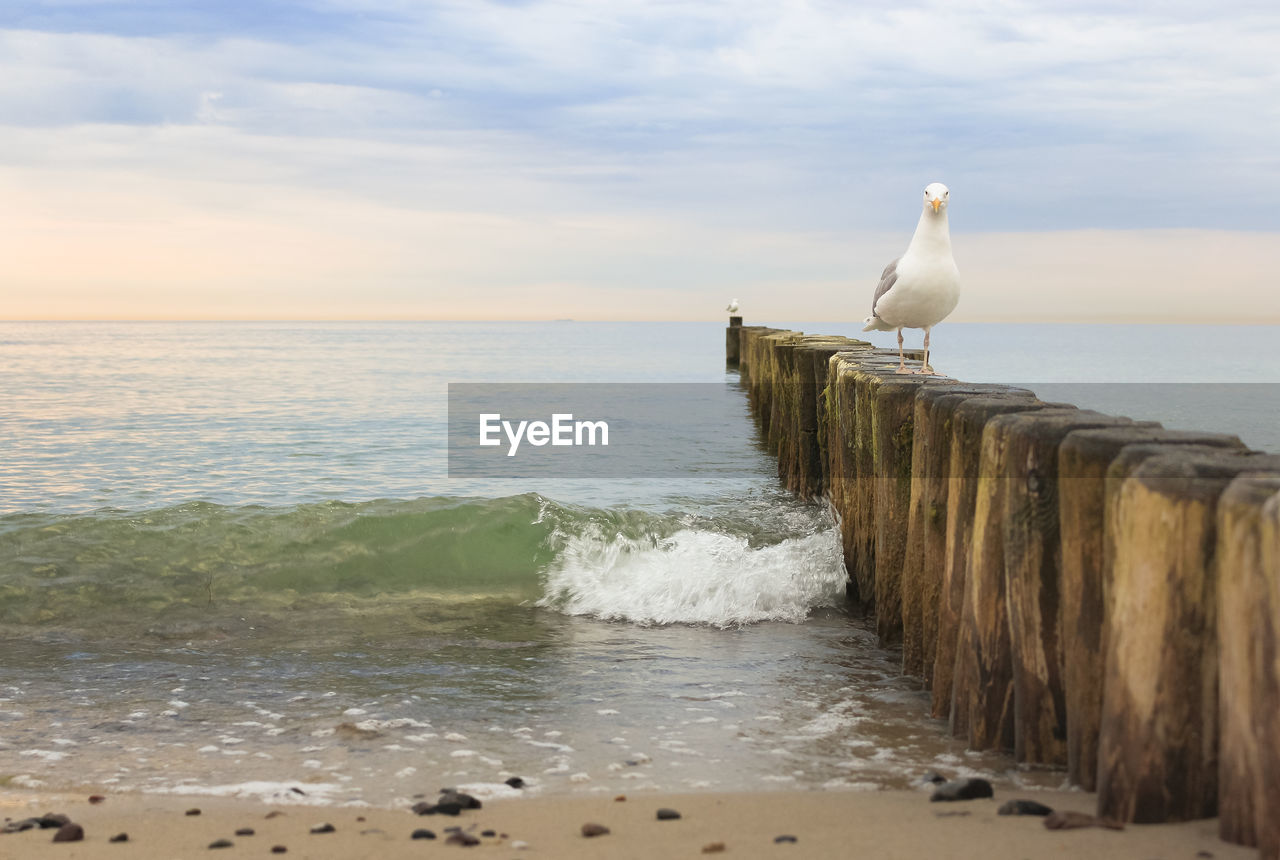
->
xmin=862 ymin=182 xmax=960 ymax=374
xmin=726 ymin=298 xmax=740 ymax=314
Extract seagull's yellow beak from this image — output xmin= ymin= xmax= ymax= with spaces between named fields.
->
xmin=931 ymin=198 xmax=943 ymax=213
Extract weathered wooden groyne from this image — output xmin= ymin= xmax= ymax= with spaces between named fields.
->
xmin=727 ymin=320 xmax=1280 ymax=858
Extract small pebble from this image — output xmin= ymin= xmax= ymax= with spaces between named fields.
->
xmin=208 ymin=838 xmax=234 ymax=849
xmin=774 ymin=835 xmax=798 ymax=844
xmin=998 ymin=799 xmax=1054 ymax=817
xmin=702 ymin=842 xmax=726 ymax=854
xmin=88 ymin=795 xmax=106 ymax=804
xmin=289 ymin=787 xmax=306 ymax=796
xmin=356 ymin=816 xmax=366 ymax=822
xmin=186 ymin=808 xmax=202 ymax=816
xmin=53 ymin=822 xmax=85 ymax=843
xmin=445 ymin=831 xmax=481 ymax=846
xmin=930 ymin=778 xmax=994 ymax=802
xmin=235 ymin=827 xmax=255 ymax=836
xmin=411 ymin=828 xmax=436 ymax=840
xmin=265 ymin=811 xmax=285 ymax=819
xmin=1043 ymin=811 xmax=1124 ymax=831
xmin=614 ymin=794 xmax=627 ymax=802
xmin=581 ymin=822 xmax=610 ymax=837
xmin=109 ymin=832 xmax=129 ymax=843
xmin=656 ymin=808 xmax=682 ymax=821
xmin=271 ymin=846 xmax=288 ymax=854
xmin=505 ymin=776 xmax=526 ymax=789
xmin=481 ymin=829 xmax=496 ymax=837
xmin=310 ymin=823 xmax=336 ymax=834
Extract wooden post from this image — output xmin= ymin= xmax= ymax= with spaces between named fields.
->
xmin=1097 ymin=450 xmax=1280 ymax=824
xmin=1057 ymin=428 xmax=1246 ymax=790
xmin=999 ymin=410 xmax=1142 ymax=766
xmin=725 ymin=316 xmax=743 ymax=364
xmin=942 ymin=396 xmax=1050 ymax=734
xmin=868 ymin=374 xmax=947 ymax=645
xmin=1216 ymin=472 xmax=1280 ymax=851
xmin=900 ymin=383 xmax=1030 ymax=679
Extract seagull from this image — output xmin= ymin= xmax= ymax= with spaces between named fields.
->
xmin=862 ymin=182 xmax=960 ymax=374
xmin=726 ymin=298 xmax=740 ymax=314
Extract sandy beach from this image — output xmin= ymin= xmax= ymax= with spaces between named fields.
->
xmin=1 ymin=785 xmax=1250 ymax=860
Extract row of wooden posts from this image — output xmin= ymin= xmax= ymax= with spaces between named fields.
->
xmin=727 ymin=320 xmax=1280 ymax=858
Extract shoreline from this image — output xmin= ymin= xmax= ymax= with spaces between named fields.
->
xmin=2 ymin=785 xmax=1252 ymax=860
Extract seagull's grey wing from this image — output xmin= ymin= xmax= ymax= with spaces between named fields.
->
xmin=871 ymin=257 xmax=900 ymax=316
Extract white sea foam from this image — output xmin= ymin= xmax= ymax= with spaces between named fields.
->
xmin=145 ymin=781 xmax=343 ymax=804
xmin=539 ymin=520 xmax=846 ymax=626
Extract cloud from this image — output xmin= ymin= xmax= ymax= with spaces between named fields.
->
xmin=1 ymin=2 xmax=1278 ymax=319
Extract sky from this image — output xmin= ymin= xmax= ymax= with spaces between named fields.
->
xmin=1 ymin=1 xmax=1278 ymax=322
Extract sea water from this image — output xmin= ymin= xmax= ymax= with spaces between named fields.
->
xmin=1 ymin=321 xmax=1275 ymax=806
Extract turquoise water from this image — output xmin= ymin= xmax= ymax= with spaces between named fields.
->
xmin=0 ymin=321 xmax=1274 ymax=805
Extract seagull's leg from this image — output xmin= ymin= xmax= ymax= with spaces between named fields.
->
xmin=922 ymin=326 xmax=934 ymax=374
xmin=896 ymin=328 xmax=907 ymax=373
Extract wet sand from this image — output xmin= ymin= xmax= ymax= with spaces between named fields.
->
xmin=1 ymin=786 xmax=1251 ymax=860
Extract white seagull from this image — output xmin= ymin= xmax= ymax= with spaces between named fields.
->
xmin=862 ymin=182 xmax=960 ymax=374
xmin=726 ymin=298 xmax=740 ymax=314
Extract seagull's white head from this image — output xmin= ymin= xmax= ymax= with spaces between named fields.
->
xmin=923 ymin=182 xmax=950 ymax=215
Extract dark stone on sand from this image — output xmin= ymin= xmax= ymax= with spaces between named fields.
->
xmin=774 ymin=835 xmax=798 ymax=844
xmin=445 ymin=831 xmax=481 ymax=846
xmin=109 ymin=832 xmax=129 ymax=843
xmin=998 ymin=799 xmax=1054 ymax=817
xmin=52 ymin=822 xmax=84 ymax=843
xmin=2 ymin=818 xmax=38 ymax=833
xmin=208 ymin=838 xmax=233 ymax=849
xmin=235 ymin=827 xmax=256 ymax=836
xmin=439 ymin=791 xmax=482 ymax=810
xmin=271 ymin=846 xmax=288 ymax=854
xmin=1043 ymin=811 xmax=1123 ymax=831
xmin=39 ymin=813 xmax=70 ymax=828
xmin=310 ymin=823 xmax=336 ymax=834
xmin=481 ymin=829 xmax=496 ymax=837
xmin=656 ymin=808 xmax=682 ymax=821
xmin=581 ymin=822 xmax=610 ymax=837
xmin=89 ymin=795 xmax=105 ymax=804
xmin=411 ymin=828 xmax=436 ymax=840
xmin=411 ymin=801 xmax=435 ymax=815
xmin=702 ymin=842 xmax=726 ymax=853
xmin=185 ymin=808 xmax=202 ymax=816
xmin=289 ymin=787 xmax=306 ymax=796
xmin=930 ymin=778 xmax=994 ymax=802
xmin=433 ymin=802 xmax=462 ymax=816
xmin=505 ymin=777 xmax=526 ymax=789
